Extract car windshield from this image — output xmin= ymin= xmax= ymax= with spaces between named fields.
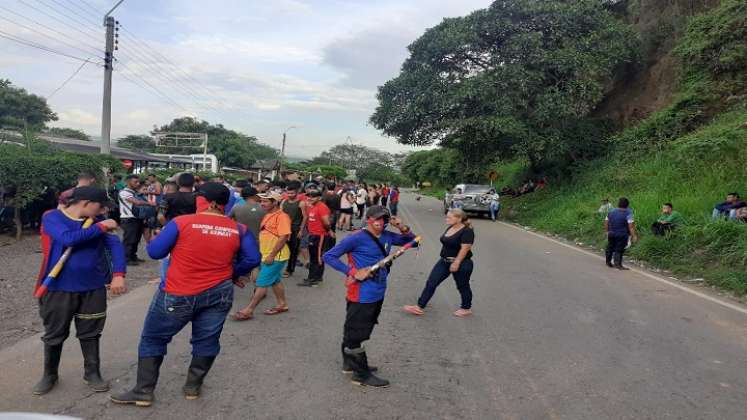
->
xmin=462 ymin=185 xmax=491 ymax=194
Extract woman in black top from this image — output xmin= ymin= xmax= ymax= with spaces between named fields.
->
xmin=404 ymin=208 xmax=475 ymax=317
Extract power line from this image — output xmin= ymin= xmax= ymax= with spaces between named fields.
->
xmin=51 ymin=0 xmax=102 ymax=27
xmin=0 ymin=29 xmax=101 ymax=64
xmin=78 ymin=0 xmax=103 ymax=17
xmin=116 ymin=61 xmax=196 ymax=115
xmin=36 ymin=0 xmax=103 ymax=35
xmin=47 ymin=59 xmax=93 ymax=99
xmin=118 ymin=26 xmax=234 ymax=114
xmin=0 ymin=8 xmax=103 ymax=60
xmin=17 ymin=0 xmax=102 ymax=45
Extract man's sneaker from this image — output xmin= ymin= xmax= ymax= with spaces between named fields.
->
xmin=297 ymin=279 xmax=318 ymax=287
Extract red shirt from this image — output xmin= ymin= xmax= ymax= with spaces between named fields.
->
xmin=307 ymin=202 xmax=331 ymax=235
xmin=164 ymin=214 xmax=242 ymax=295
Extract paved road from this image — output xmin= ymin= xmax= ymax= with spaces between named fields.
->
xmin=1 ymin=194 xmax=746 ymax=419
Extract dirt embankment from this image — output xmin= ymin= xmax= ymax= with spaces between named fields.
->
xmin=595 ymin=0 xmax=721 ymax=126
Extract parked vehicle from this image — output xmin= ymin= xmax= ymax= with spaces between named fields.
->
xmin=443 ymin=184 xmax=493 ymax=216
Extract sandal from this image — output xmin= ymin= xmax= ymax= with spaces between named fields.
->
xmin=453 ymin=309 xmax=472 ymax=317
xmin=282 ymin=271 xmax=291 ymax=278
xmin=264 ymin=306 xmax=289 ymax=315
xmin=231 ymin=311 xmax=253 ymax=321
xmin=403 ymin=305 xmax=424 ymax=316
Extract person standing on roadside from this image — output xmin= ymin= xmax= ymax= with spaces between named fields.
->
xmin=111 ymin=183 xmax=260 ymax=407
xmin=404 ymin=208 xmax=475 ymax=318
xmin=34 ymin=186 xmax=126 ymax=395
xmin=281 ymin=182 xmax=307 ymax=278
xmin=58 ymin=172 xmax=97 ymax=208
xmin=232 ymin=191 xmax=292 ymax=320
xmin=119 ymin=175 xmax=155 ymax=265
xmin=157 ymin=173 xmax=197 ymax=283
xmin=380 ymin=184 xmax=390 ymax=208
xmin=323 ymin=206 xmax=416 ymax=387
xmin=298 ymin=190 xmax=334 ymax=287
xmin=355 ymin=183 xmax=367 ymax=219
xmin=605 ymin=197 xmax=638 ymax=270
xmin=388 ymin=186 xmax=400 ymax=216
xmin=338 ymin=188 xmax=356 ymax=231
xmin=323 ymin=182 xmax=341 ymax=232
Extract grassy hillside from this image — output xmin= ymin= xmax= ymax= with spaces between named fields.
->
xmin=503 ymin=107 xmax=747 ymax=294
xmin=499 ymin=0 xmax=747 ymax=295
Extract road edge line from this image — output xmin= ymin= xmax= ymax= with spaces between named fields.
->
xmin=498 ymin=221 xmax=747 ymax=317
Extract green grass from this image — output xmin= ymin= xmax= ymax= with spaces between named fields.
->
xmin=503 ymin=108 xmax=747 ymax=295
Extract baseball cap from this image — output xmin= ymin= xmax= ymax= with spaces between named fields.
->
xmin=196 ymin=182 xmax=230 ymax=205
xmin=366 ymin=205 xmax=390 ymax=220
xmin=258 ymin=191 xmax=283 ymax=201
xmin=306 ymin=190 xmax=322 ymax=198
xmin=71 ymin=186 xmax=112 ymax=206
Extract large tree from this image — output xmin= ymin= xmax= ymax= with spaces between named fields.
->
xmin=370 ymin=0 xmax=638 ymax=169
xmin=0 ymin=79 xmax=56 ymax=130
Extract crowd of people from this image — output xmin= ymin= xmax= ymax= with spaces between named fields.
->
xmin=34 ymin=171 xmax=476 ymax=408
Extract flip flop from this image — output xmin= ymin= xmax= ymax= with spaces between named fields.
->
xmin=231 ymin=311 xmax=253 ymax=321
xmin=263 ymin=307 xmax=289 ymax=315
xmin=282 ymin=271 xmax=291 ymax=278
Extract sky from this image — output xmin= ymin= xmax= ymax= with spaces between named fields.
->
xmin=0 ymin=0 xmax=492 ymax=158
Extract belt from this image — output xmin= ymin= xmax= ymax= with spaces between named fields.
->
xmin=442 ymin=257 xmax=456 ymax=263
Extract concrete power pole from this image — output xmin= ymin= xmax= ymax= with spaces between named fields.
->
xmin=100 ymin=0 xmax=124 ymax=154
xmin=279 ymin=126 xmax=296 ymax=178
xmin=100 ymin=16 xmax=114 ymax=154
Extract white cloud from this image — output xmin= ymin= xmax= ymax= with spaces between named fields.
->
xmin=56 ymin=109 xmax=98 ymax=127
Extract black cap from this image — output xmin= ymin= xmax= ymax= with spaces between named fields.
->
xmin=197 ymin=182 xmax=230 ymax=205
xmin=307 ymin=190 xmax=322 ymax=198
xmin=71 ymin=186 xmax=112 ymax=206
xmin=366 ymin=205 xmax=390 ymax=220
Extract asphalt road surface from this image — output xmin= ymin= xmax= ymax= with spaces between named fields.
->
xmin=1 ymin=194 xmax=746 ymax=420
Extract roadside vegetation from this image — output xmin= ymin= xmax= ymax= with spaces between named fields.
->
xmin=376 ymin=0 xmax=747 ymax=294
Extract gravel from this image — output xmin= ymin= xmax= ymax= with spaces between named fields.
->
xmin=0 ymin=234 xmax=160 ymax=350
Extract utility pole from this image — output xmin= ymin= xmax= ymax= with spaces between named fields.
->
xmin=100 ymin=0 xmax=124 ymax=154
xmin=279 ymin=126 xmax=296 ymax=177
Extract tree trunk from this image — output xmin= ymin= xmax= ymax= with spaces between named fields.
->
xmin=14 ymin=206 xmax=22 ymax=241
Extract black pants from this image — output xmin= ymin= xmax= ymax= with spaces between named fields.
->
xmin=308 ymin=234 xmax=335 ymax=281
xmin=39 ymin=288 xmax=107 ymax=346
xmin=605 ymin=234 xmax=629 ymax=266
xmin=342 ymin=300 xmax=383 ymax=349
xmin=287 ymin=227 xmax=301 ymax=274
xmin=120 ymin=218 xmax=143 ymax=261
xmin=651 ymin=222 xmax=674 ymax=236
xmin=356 ymin=203 xmax=365 ymax=219
xmin=417 ymin=259 xmax=474 ymax=309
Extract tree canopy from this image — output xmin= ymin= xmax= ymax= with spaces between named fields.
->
xmin=45 ymin=127 xmax=91 ymax=141
xmin=117 ymin=117 xmax=278 ymax=169
xmin=0 ymin=79 xmax=56 ymax=130
xmin=370 ymin=0 xmax=638 ymax=169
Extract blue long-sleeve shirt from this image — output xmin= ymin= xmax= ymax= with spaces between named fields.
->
xmin=324 ymin=229 xmax=416 ymax=303
xmin=38 ymin=210 xmax=126 ymax=293
xmin=146 ymin=212 xmax=260 ymax=296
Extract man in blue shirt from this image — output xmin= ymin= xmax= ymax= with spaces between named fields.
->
xmin=324 ymin=206 xmax=416 ymax=388
xmin=35 ymin=186 xmax=127 ymax=395
xmin=605 ymin=197 xmax=639 ymax=270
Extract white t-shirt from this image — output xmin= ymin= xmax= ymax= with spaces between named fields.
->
xmin=340 ymin=192 xmax=354 ymax=209
xmin=356 ymin=188 xmax=367 ymax=205
xmin=118 ymin=188 xmax=136 ymax=219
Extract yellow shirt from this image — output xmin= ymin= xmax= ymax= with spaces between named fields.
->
xmin=259 ymin=210 xmax=291 ymax=261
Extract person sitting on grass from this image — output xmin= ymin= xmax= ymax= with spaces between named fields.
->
xmin=651 ymin=202 xmax=684 ymax=236
xmin=712 ymin=193 xmax=746 ymax=220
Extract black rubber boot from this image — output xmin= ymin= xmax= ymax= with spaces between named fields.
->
xmin=110 ymin=356 xmax=164 ymax=407
xmin=33 ymin=343 xmax=63 ymax=395
xmin=183 ymin=356 xmax=216 ymax=400
xmin=613 ymin=252 xmax=629 ymax=270
xmin=344 ymin=347 xmax=389 ymax=388
xmin=341 ymin=343 xmax=377 ymax=374
xmin=80 ymin=338 xmax=109 ymax=392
